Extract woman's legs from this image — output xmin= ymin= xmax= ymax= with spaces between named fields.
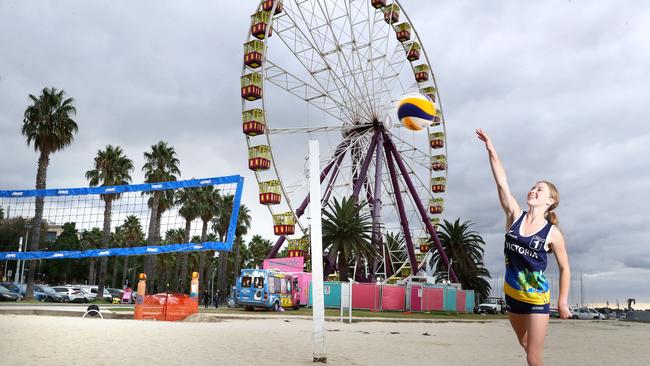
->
xmin=508 ymin=313 xmax=529 ymax=350
xmin=508 ymin=313 xmax=549 ymax=365
xmin=525 ymin=314 xmax=549 ymax=366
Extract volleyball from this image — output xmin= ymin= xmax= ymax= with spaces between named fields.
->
xmin=397 ymin=93 xmax=435 ymax=131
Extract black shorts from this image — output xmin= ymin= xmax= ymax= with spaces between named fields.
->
xmin=506 ymin=294 xmax=550 ymax=314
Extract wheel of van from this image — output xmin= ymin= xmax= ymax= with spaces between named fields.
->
xmin=272 ymin=301 xmax=279 ymax=312
xmin=491 ymin=309 xmax=497 ymax=314
xmin=245 ymin=306 xmax=253 ymax=311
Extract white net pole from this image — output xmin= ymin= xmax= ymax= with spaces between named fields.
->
xmin=309 ymin=140 xmax=327 ymax=363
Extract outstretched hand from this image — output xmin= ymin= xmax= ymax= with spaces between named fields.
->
xmin=476 ymin=128 xmax=494 ymax=151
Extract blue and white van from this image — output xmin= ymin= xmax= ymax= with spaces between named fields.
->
xmin=235 ymin=269 xmax=300 ymax=311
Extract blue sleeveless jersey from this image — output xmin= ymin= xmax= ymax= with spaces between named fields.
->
xmin=503 ymin=211 xmax=552 ymax=305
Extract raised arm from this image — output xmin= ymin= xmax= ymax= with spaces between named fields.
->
xmin=476 ymin=128 xmax=521 ymax=225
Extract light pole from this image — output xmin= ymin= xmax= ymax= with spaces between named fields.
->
xmin=447 ymin=258 xmax=453 ymax=284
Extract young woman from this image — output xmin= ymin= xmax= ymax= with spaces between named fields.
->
xmin=476 ymin=128 xmax=572 ymax=366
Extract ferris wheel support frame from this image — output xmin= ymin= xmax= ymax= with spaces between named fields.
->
xmin=266 ymin=135 xmax=351 ymax=259
xmin=383 ymin=130 xmax=459 ymax=283
xmin=384 ymin=138 xmax=419 ymax=274
xmin=370 ymin=132 xmax=384 ymax=277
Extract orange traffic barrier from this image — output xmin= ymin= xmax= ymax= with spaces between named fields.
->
xmin=135 ymin=293 xmax=198 ymax=321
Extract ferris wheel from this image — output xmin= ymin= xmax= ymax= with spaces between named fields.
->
xmin=240 ymin=0 xmax=457 ymax=282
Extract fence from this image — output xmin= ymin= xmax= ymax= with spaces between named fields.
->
xmin=309 ymin=281 xmax=474 ymax=313
xmin=134 ymin=293 xmax=198 ymax=321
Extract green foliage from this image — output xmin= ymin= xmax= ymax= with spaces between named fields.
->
xmin=247 ymin=235 xmax=273 ymax=268
xmin=322 ymin=196 xmax=377 ymax=281
xmin=41 ymin=222 xmax=86 ymax=284
xmin=0 ymin=217 xmax=28 ymax=252
xmin=428 ymin=219 xmax=492 ymax=302
xmin=21 ymin=87 xmax=78 ymax=155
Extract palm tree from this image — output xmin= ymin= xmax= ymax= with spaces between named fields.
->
xmin=175 ymin=187 xmax=201 ymax=292
xmin=230 ymin=204 xmax=251 ymax=296
xmin=86 ymin=144 xmax=133 ymax=298
xmin=142 ymin=141 xmax=180 ymax=292
xmin=21 ymin=87 xmax=78 ymax=299
xmin=196 ymin=186 xmax=220 ymax=291
xmin=428 ymin=219 xmax=492 ymax=302
xmin=164 ymin=228 xmax=185 ymax=291
xmin=211 ymin=194 xmax=235 ymax=296
xmin=81 ymin=228 xmax=103 ymax=285
xmin=119 ymin=215 xmax=145 ymax=287
xmin=322 ymin=197 xmax=377 ymax=282
xmin=247 ymin=235 xmax=273 ymax=268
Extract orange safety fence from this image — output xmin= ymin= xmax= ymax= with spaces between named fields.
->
xmin=134 ymin=293 xmax=198 ymax=321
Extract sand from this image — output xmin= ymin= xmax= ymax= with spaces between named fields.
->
xmin=0 ymin=315 xmax=648 ymax=365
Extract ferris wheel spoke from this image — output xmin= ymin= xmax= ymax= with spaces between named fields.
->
xmin=264 ymin=59 xmax=354 ymax=122
xmin=292 ymin=0 xmax=377 ymax=121
xmin=317 ymin=0 xmax=378 ymax=118
xmin=267 ymin=122 xmax=372 ymax=135
xmin=276 ymin=2 xmax=372 ymax=122
xmin=273 ymin=9 xmax=360 ymax=123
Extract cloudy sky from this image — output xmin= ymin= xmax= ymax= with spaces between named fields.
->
xmin=1 ymin=0 xmax=649 ymax=307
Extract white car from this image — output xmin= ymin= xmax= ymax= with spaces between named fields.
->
xmin=78 ymin=286 xmax=113 ymax=302
xmin=572 ymin=307 xmax=606 ymax=320
xmin=51 ymin=287 xmax=87 ymax=303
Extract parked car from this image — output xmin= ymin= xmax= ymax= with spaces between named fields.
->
xmin=572 ymin=307 xmax=606 ymax=320
xmin=550 ymin=308 xmax=560 ymax=318
xmin=107 ymin=288 xmax=126 ymax=303
xmin=34 ymin=285 xmax=68 ymax=302
xmin=0 ymin=285 xmax=22 ymax=301
xmin=78 ymin=286 xmax=113 ymax=302
xmin=1 ymin=282 xmax=47 ymax=301
xmin=477 ymin=297 xmax=507 ymax=314
xmin=51 ymin=286 xmax=87 ymax=303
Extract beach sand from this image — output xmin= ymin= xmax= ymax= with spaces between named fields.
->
xmin=0 ymin=315 xmax=647 ymax=365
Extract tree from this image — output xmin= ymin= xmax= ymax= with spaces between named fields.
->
xmin=119 ymin=215 xmax=145 ymax=287
xmin=81 ymin=228 xmax=103 ymax=285
xmin=322 ymin=197 xmax=377 ymax=282
xmin=428 ymin=219 xmax=492 ymax=302
xmin=175 ymin=187 xmax=201 ymax=292
xmin=211 ymin=194 xmax=236 ymax=296
xmin=85 ymin=144 xmax=133 ymax=298
xmin=142 ymin=141 xmax=180 ymax=292
xmin=229 ymin=204 xmax=251 ymax=299
xmin=247 ymin=235 xmax=273 ymax=269
xmin=196 ymin=186 xmax=220 ymax=291
xmin=21 ymin=87 xmax=78 ymax=299
xmin=44 ymin=222 xmax=84 ymax=285
xmin=0 ymin=206 xmax=4 ymax=220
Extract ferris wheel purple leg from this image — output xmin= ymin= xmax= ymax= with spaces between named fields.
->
xmin=351 ymin=130 xmax=381 ymax=200
xmin=383 ymin=131 xmax=459 ymax=283
xmin=384 ymin=140 xmax=419 ymax=275
xmin=371 ymin=132 xmax=384 ymax=276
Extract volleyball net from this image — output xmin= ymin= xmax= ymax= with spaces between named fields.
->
xmin=0 ymin=175 xmax=244 ymax=261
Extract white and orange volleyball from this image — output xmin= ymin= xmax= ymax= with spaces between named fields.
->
xmin=397 ymin=93 xmax=436 ymax=131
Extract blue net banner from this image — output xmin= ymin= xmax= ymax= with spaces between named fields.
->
xmin=0 ymin=174 xmax=244 ymax=261
xmin=1 ymin=242 xmax=232 ymax=261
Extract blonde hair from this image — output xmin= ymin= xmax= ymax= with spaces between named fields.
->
xmin=540 ymin=181 xmax=559 ymax=226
